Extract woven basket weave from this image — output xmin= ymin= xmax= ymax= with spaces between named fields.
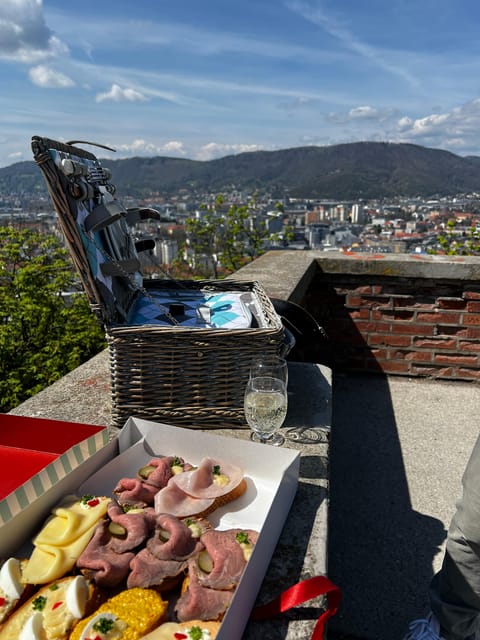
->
xmin=31 ymin=136 xmax=285 ymax=429
xmin=107 ymin=279 xmax=284 ymax=428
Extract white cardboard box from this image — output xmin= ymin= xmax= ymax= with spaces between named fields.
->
xmin=6 ymin=417 xmax=300 ymax=640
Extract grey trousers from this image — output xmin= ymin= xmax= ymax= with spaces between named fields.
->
xmin=430 ymin=433 xmax=480 ymax=640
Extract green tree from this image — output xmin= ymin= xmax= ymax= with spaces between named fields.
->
xmin=431 ymin=219 xmax=480 ymax=255
xmin=0 ymin=227 xmax=106 ymax=412
xmin=178 ymin=195 xmax=284 ymax=278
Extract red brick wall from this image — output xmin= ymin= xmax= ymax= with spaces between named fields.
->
xmin=305 ymin=273 xmax=480 ymax=381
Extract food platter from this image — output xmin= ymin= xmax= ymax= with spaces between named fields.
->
xmin=79 ymin=418 xmax=300 ymax=639
xmin=3 ymin=417 xmax=300 ymax=640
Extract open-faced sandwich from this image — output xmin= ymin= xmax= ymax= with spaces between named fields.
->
xmin=0 ymin=558 xmax=34 ymax=625
xmin=68 ymin=587 xmax=168 ymax=640
xmin=139 ymin=620 xmax=221 ymax=639
xmin=154 ymin=457 xmax=247 ymax=518
xmin=0 ymin=575 xmax=103 ymax=640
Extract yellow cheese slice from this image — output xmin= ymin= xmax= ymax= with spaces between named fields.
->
xmin=24 ymin=526 xmax=97 ymax=584
xmin=23 ymin=495 xmax=109 ymax=585
xmin=33 ymin=495 xmax=109 ymax=547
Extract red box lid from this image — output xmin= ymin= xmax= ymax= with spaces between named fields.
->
xmin=0 ymin=414 xmax=106 ymax=454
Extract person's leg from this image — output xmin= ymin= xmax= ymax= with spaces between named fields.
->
xmin=430 ymin=433 xmax=480 ymax=639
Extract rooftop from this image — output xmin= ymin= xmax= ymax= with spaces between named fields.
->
xmin=8 ymin=249 xmax=480 ymax=639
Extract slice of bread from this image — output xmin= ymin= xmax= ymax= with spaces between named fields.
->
xmin=139 ymin=619 xmax=221 ymax=639
xmin=194 ymin=477 xmax=248 ymax=519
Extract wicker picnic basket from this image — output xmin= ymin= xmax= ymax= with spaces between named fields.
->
xmin=31 ymin=136 xmax=285 ymax=429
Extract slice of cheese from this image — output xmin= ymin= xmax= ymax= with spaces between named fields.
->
xmin=23 ymin=495 xmax=109 ymax=585
xmin=33 ymin=495 xmax=109 ymax=547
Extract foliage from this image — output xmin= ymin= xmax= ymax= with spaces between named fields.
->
xmin=177 ymin=195 xmax=283 ymax=278
xmin=0 ymin=227 xmax=106 ymax=412
xmin=429 ymin=219 xmax=480 ymax=255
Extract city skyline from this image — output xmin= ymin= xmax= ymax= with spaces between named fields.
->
xmin=2 ymin=0 xmax=480 ymax=168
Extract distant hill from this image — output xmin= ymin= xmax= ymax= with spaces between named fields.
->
xmin=3 ymin=141 xmax=480 ymax=200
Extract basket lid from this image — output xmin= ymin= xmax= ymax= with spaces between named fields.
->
xmin=31 ymin=136 xmax=146 ymax=325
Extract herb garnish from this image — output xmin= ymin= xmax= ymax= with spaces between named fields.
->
xmin=32 ymin=595 xmax=47 ymax=611
xmin=93 ymin=617 xmax=115 ymax=633
xmin=212 ymin=465 xmax=221 ymax=475
xmin=236 ymin=531 xmax=250 ymax=544
xmin=188 ymin=627 xmax=203 ymax=640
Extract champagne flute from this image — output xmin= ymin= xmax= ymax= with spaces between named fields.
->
xmin=244 ymin=375 xmax=288 ymax=446
xmin=249 ymin=356 xmax=288 ymax=387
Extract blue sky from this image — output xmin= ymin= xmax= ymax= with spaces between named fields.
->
xmin=2 ymin=0 xmax=480 ymax=168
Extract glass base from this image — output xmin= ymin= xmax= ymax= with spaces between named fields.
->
xmin=250 ymin=431 xmax=285 ymax=446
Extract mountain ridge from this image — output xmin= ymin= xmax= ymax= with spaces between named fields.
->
xmin=2 ymin=141 xmax=480 ymax=200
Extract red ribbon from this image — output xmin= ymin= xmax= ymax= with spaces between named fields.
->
xmin=251 ymin=575 xmax=342 ymax=640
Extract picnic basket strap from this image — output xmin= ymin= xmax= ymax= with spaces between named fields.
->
xmin=251 ymin=575 xmax=341 ymax=640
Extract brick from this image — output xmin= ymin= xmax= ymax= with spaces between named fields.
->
xmin=464 ymin=314 xmax=480 ymax=326
xmin=459 ymin=340 xmax=480 ymax=352
xmin=437 ymin=297 xmax=467 ymax=310
xmin=457 ymin=368 xmax=480 ymax=379
xmin=369 ymin=348 xmax=389 ymax=360
xmin=391 ymin=323 xmax=435 ymax=336
xmin=403 ymin=351 xmax=434 ymax=362
xmin=355 ymin=321 xmax=391 ymax=334
xmin=434 ymin=354 xmax=478 ymax=366
xmin=379 ymin=360 xmax=411 ymax=374
xmin=467 ymin=328 xmax=480 ymax=339
xmin=436 ymin=325 xmax=469 ymax=337
xmin=369 ymin=334 xmax=411 ymax=347
xmin=349 ymin=309 xmax=370 ymax=320
xmin=412 ymin=338 xmax=457 ymax=349
xmin=463 ymin=290 xmax=480 ymax=300
xmin=416 ymin=311 xmax=461 ymax=324
xmin=466 ymin=301 xmax=480 ymax=313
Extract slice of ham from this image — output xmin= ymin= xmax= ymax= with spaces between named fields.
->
xmin=154 ymin=482 xmax=214 ymax=518
xmin=171 ymin=457 xmax=243 ymax=499
xmin=175 ymin=558 xmax=234 ymax=622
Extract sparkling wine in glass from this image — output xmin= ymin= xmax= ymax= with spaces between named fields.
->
xmin=244 ymin=375 xmax=288 ymax=446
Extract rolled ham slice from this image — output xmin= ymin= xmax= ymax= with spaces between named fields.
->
xmin=171 ymin=457 xmax=243 ymax=499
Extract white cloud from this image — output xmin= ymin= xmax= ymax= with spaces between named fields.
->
xmin=111 ymin=139 xmax=187 ymax=157
xmin=95 ymin=83 xmax=148 ymax=103
xmin=328 ymin=105 xmax=395 ymax=124
xmin=0 ymin=0 xmax=68 ymax=63
xmin=195 ymin=142 xmax=263 ymax=161
xmin=162 ymin=141 xmax=187 ymax=155
xmin=28 ymin=64 xmax=74 ymax=87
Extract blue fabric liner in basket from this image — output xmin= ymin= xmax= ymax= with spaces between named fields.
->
xmin=127 ymin=289 xmax=253 ymax=329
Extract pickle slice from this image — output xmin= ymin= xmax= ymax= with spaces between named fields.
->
xmin=138 ymin=465 xmax=156 ymax=480
xmin=197 ymin=550 xmax=213 ymax=573
xmin=108 ymin=521 xmax=127 ymax=538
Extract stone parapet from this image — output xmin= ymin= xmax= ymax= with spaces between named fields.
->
xmin=235 ymin=250 xmax=480 ymax=381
